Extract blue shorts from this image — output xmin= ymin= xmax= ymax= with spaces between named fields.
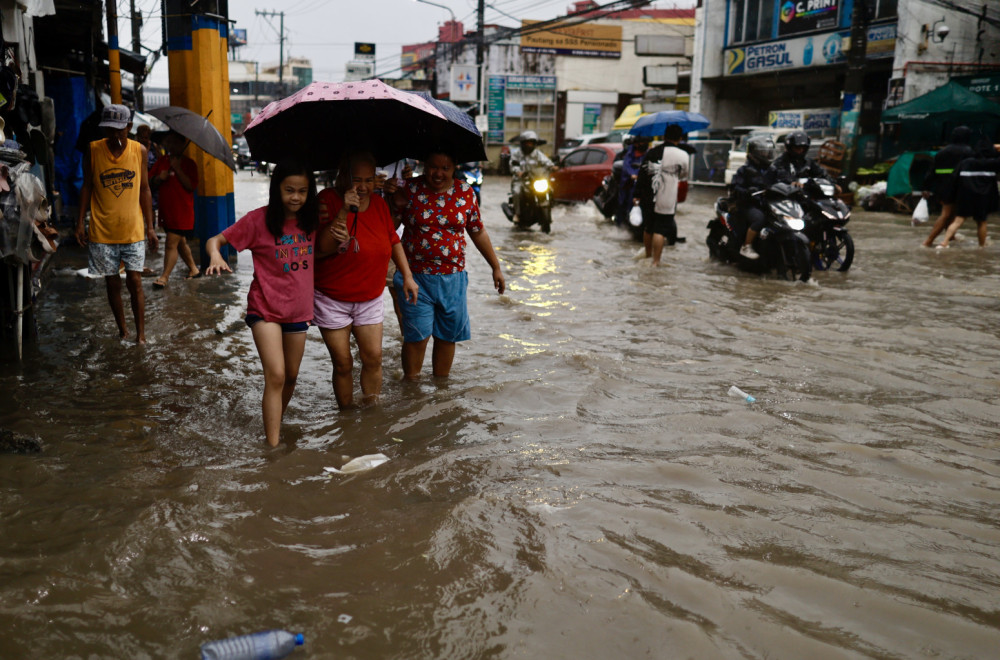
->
xmin=394 ymin=270 xmax=470 ymax=343
xmin=88 ymin=241 xmax=146 ymax=276
xmin=245 ymin=314 xmax=309 ymax=334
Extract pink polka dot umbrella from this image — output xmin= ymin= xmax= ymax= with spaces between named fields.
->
xmin=244 ymin=79 xmax=483 ymax=170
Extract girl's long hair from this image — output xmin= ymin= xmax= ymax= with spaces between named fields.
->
xmin=266 ymin=160 xmax=319 ymax=239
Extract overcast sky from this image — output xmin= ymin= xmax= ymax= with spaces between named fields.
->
xmin=130 ymin=0 xmax=693 ymax=88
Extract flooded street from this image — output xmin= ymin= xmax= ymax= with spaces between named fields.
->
xmin=2 ymin=171 xmax=999 ymax=658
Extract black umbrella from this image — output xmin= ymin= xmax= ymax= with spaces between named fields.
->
xmin=146 ymin=106 xmax=235 ymax=171
xmin=407 ymin=91 xmax=487 ymax=163
xmin=244 ymin=80 xmax=482 ymax=171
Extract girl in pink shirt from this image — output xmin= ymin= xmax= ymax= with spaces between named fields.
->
xmin=205 ymin=161 xmax=319 ymax=447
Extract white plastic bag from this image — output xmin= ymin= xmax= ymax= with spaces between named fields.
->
xmin=911 ymin=197 xmax=929 ymax=225
xmin=324 ymin=453 xmax=389 ymax=474
xmin=628 ymin=204 xmax=643 ymax=227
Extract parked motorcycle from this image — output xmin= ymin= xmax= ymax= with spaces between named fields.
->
xmin=798 ymin=177 xmax=854 ymax=271
xmin=501 ymin=169 xmax=553 ymax=233
xmin=457 ymin=162 xmax=483 ymax=205
xmin=706 ymin=182 xmax=812 ymax=282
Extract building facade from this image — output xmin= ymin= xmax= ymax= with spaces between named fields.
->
xmin=692 ymin=0 xmax=999 ymax=162
xmin=425 ymin=5 xmax=695 ymax=164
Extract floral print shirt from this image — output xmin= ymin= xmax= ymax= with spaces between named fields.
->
xmin=400 ymin=176 xmax=483 ymax=275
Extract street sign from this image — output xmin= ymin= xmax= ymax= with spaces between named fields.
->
xmin=643 ymin=65 xmax=678 ymax=87
xmin=450 ymin=64 xmax=479 ymax=102
xmin=635 ymin=35 xmax=685 ymax=56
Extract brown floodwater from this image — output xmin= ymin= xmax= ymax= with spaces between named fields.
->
xmin=1 ymin=172 xmax=998 ymax=659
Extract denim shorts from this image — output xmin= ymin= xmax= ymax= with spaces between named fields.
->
xmin=88 ymin=241 xmax=146 ymax=276
xmin=394 ymin=270 xmax=470 ymax=343
xmin=313 ymin=290 xmax=384 ymax=330
xmin=245 ymin=314 xmax=309 ymax=334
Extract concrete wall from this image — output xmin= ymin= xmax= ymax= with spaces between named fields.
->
xmin=893 ymin=0 xmax=1000 ymax=102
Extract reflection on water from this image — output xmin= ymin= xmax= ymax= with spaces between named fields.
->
xmin=1 ymin=174 xmax=999 ymax=658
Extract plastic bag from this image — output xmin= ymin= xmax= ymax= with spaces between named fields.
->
xmin=628 ymin=204 xmax=643 ymax=227
xmin=324 ymin=453 xmax=389 ymax=474
xmin=911 ymin=197 xmax=929 ymax=225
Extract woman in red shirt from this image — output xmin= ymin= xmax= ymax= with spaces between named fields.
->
xmin=315 ymin=151 xmax=418 ymax=408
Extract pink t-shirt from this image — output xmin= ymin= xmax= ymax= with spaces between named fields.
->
xmin=222 ymin=207 xmax=315 ymax=323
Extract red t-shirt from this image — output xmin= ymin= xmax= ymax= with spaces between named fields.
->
xmin=150 ymin=155 xmax=198 ymax=231
xmin=222 ymin=207 xmax=315 ymax=323
xmin=399 ymin=177 xmax=483 ymax=275
xmin=314 ymin=189 xmax=400 ymax=302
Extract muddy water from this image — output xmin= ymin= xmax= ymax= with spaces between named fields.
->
xmin=1 ymin=172 xmax=998 ymax=659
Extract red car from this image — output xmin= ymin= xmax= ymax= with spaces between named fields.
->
xmin=550 ymin=143 xmax=622 ymax=202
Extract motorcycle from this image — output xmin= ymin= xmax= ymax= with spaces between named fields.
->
xmin=501 ymin=168 xmax=553 ymax=233
xmin=457 ymin=162 xmax=483 ymax=205
xmin=706 ymin=181 xmax=812 ymax=282
xmin=592 ymin=160 xmax=621 ymax=220
xmin=798 ymin=177 xmax=854 ymax=271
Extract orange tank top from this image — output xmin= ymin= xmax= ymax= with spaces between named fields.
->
xmin=88 ymin=138 xmax=146 ymax=244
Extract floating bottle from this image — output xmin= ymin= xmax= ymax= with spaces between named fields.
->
xmin=200 ymin=629 xmax=304 ymax=660
xmin=728 ymin=385 xmax=756 ymax=403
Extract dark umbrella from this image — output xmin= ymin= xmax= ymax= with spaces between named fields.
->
xmin=407 ymin=91 xmax=487 ymax=163
xmin=628 ymin=110 xmax=711 ymax=137
xmin=244 ymin=80 xmax=484 ymax=171
xmin=146 ymin=106 xmax=235 ymax=170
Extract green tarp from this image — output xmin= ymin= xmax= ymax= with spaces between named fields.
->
xmin=885 ymin=151 xmax=935 ymax=197
xmin=881 ymin=81 xmax=1000 ymax=151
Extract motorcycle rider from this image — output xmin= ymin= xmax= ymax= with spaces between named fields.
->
xmin=616 ymin=135 xmax=651 ymax=229
xmin=768 ymin=130 xmax=833 ymax=185
xmin=733 ymin=135 xmax=777 ymax=260
xmin=508 ymin=130 xmax=556 ymax=221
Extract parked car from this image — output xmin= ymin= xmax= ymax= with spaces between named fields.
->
xmin=550 ymin=143 xmax=623 ymax=202
xmin=556 ymin=130 xmax=627 ymax=162
xmin=234 ymin=136 xmax=252 ymax=169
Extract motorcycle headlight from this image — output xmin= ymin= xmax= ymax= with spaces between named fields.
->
xmin=822 ymin=209 xmax=838 ymax=220
xmin=785 ymin=217 xmax=805 ymax=231
xmin=533 ymin=179 xmax=549 ymax=193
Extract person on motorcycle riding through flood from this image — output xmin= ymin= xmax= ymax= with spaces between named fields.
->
xmin=768 ymin=130 xmax=832 ymax=184
xmin=508 ymin=130 xmax=556 ymax=221
xmin=733 ymin=135 xmax=776 ymax=260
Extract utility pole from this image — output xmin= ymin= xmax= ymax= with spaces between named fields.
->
xmin=106 ymin=0 xmax=122 ymax=104
xmin=131 ymin=0 xmax=143 ymax=110
xmin=477 ymin=0 xmax=485 ymax=117
xmin=256 ymin=9 xmax=285 ymax=97
xmin=839 ymin=0 xmax=868 ymax=181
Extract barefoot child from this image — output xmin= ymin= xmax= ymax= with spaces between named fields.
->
xmin=204 ymin=161 xmax=319 ymax=446
xmin=151 ymin=131 xmax=200 ymax=287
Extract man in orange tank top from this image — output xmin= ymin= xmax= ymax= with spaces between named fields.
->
xmin=74 ymin=104 xmax=158 ymax=343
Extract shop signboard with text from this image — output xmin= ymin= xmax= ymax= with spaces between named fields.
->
xmin=724 ymin=23 xmax=895 ymax=76
xmin=520 ymin=19 xmax=622 ymax=58
xmin=778 ymin=0 xmax=840 ymax=37
xmin=487 ymin=76 xmax=506 ymax=144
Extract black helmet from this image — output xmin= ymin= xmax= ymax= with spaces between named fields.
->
xmin=786 ymin=130 xmax=810 ymax=150
xmin=747 ymin=135 xmax=776 ymax=168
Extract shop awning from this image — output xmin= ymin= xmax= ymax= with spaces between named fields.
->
xmin=881 ymin=81 xmax=1000 ymax=150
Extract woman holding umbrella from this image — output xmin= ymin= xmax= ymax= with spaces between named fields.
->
xmin=314 ymin=150 xmax=419 ymax=409
xmin=391 ymin=148 xmax=505 ymax=381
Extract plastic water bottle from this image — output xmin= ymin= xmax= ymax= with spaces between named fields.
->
xmin=200 ymin=630 xmax=304 ymax=660
xmin=728 ymin=385 xmax=756 ymax=403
